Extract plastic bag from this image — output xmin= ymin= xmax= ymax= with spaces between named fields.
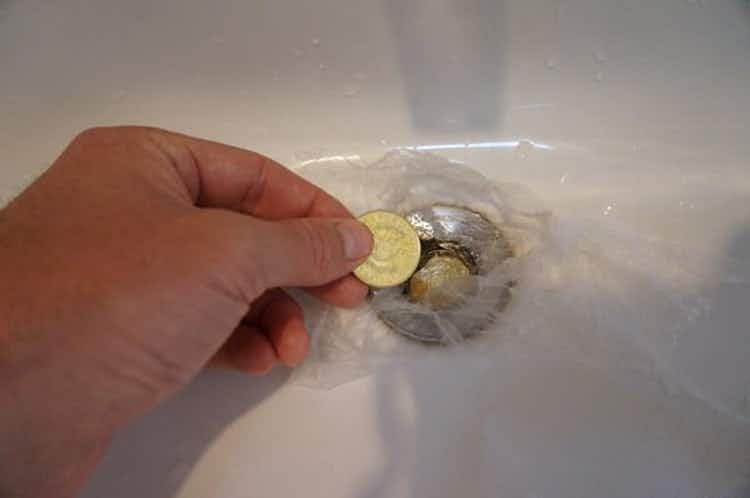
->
xmin=291 ymin=151 xmax=748 ymax=423
xmin=290 ymin=150 xmax=548 ymax=388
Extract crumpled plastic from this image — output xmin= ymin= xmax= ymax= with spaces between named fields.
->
xmin=291 ymin=150 xmax=749 ymax=424
xmin=290 ymin=150 xmax=549 ymax=388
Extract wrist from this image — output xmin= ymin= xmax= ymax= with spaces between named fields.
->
xmin=0 ymin=368 xmax=112 ymax=498
xmin=0 ymin=314 xmax=112 ymax=498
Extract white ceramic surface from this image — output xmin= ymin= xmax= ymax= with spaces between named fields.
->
xmin=2 ymin=1 xmax=749 ymax=497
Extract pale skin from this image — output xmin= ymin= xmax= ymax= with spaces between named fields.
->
xmin=0 ymin=127 xmax=374 ymax=498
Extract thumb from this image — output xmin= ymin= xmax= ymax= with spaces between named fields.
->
xmin=249 ymin=217 xmax=373 ymax=289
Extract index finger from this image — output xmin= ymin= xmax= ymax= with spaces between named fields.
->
xmin=150 ymin=128 xmax=351 ymax=219
xmin=144 ymin=127 xmax=370 ymax=305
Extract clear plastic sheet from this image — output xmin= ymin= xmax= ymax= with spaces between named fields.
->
xmin=290 ymin=151 xmax=548 ymax=387
xmin=291 ymin=151 xmax=750 ymax=422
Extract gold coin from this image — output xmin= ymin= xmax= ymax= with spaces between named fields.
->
xmin=354 ymin=210 xmax=421 ymax=288
xmin=409 ymin=254 xmax=474 ymax=309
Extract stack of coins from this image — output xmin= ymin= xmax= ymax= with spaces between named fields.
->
xmin=358 ymin=206 xmax=511 ymax=343
xmin=354 ymin=210 xmax=476 ymax=310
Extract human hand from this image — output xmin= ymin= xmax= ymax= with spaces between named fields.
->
xmin=0 ymin=127 xmax=373 ymax=497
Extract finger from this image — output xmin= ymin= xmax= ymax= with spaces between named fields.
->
xmin=258 ymin=290 xmax=309 ymax=367
xmin=210 ymin=325 xmax=277 ymax=375
xmin=305 ymin=275 xmax=369 ymax=308
xmin=147 ymin=127 xmax=351 ymax=218
xmin=240 ymin=289 xmax=276 ymax=324
xmin=249 ymin=216 xmax=373 ymax=289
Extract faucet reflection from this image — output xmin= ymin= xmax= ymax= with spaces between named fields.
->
xmin=385 ymin=0 xmax=507 ymax=133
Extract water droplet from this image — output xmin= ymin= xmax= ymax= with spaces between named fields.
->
xmin=603 ymin=204 xmax=614 ymax=215
xmin=352 ymin=71 xmax=367 ymax=81
xmin=318 ymin=63 xmax=328 ymax=71
xmin=560 ymin=173 xmax=568 ymax=184
xmin=311 ymin=38 xmax=321 ymax=47
xmin=679 ymin=200 xmax=695 ymax=209
xmin=593 ymin=49 xmax=608 ymax=64
xmin=292 ymin=48 xmax=304 ymax=58
xmin=343 ymin=85 xmax=360 ymax=97
xmin=272 ymin=71 xmax=280 ymax=81
xmin=594 ymin=71 xmax=604 ymax=82
xmin=379 ymin=139 xmax=389 ymax=146
xmin=545 ymin=57 xmax=560 ymax=71
xmin=515 ymin=139 xmax=534 ymax=159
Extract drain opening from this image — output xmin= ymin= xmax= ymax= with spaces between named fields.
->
xmin=371 ymin=205 xmax=515 ymax=343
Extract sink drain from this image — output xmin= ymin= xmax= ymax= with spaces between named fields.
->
xmin=370 ymin=205 xmax=514 ymax=343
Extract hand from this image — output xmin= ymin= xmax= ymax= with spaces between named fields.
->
xmin=0 ymin=127 xmax=373 ymax=498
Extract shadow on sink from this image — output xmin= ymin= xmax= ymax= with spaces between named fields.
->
xmin=79 ymin=368 xmax=288 ymax=498
xmin=359 ymin=347 xmax=750 ymax=498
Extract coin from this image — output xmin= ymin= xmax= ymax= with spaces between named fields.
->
xmin=408 ymin=254 xmax=474 ymax=309
xmin=354 ymin=210 xmax=421 ymax=288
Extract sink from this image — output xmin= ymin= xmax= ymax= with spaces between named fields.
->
xmin=1 ymin=0 xmax=749 ymax=497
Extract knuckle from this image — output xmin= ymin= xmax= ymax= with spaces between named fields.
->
xmin=71 ymin=126 xmax=154 ymax=148
xmin=68 ymin=127 xmax=120 ymax=156
xmin=238 ymin=155 xmax=270 ymax=213
xmin=64 ymin=127 xmax=173 ymax=176
xmin=71 ymin=126 xmax=108 ymax=146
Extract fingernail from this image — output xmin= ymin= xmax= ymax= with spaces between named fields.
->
xmin=337 ymin=219 xmax=373 ymax=260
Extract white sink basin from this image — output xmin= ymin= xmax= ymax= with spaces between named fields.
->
xmin=2 ymin=1 xmax=749 ymax=497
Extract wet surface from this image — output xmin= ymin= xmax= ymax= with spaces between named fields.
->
xmin=2 ymin=0 xmax=749 ymax=497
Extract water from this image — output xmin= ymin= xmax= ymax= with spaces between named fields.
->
xmin=515 ymin=139 xmax=535 ymax=159
xmin=290 ymin=149 xmax=750 ymax=428
xmin=545 ymin=57 xmax=560 ymax=71
xmin=679 ymin=200 xmax=695 ymax=210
